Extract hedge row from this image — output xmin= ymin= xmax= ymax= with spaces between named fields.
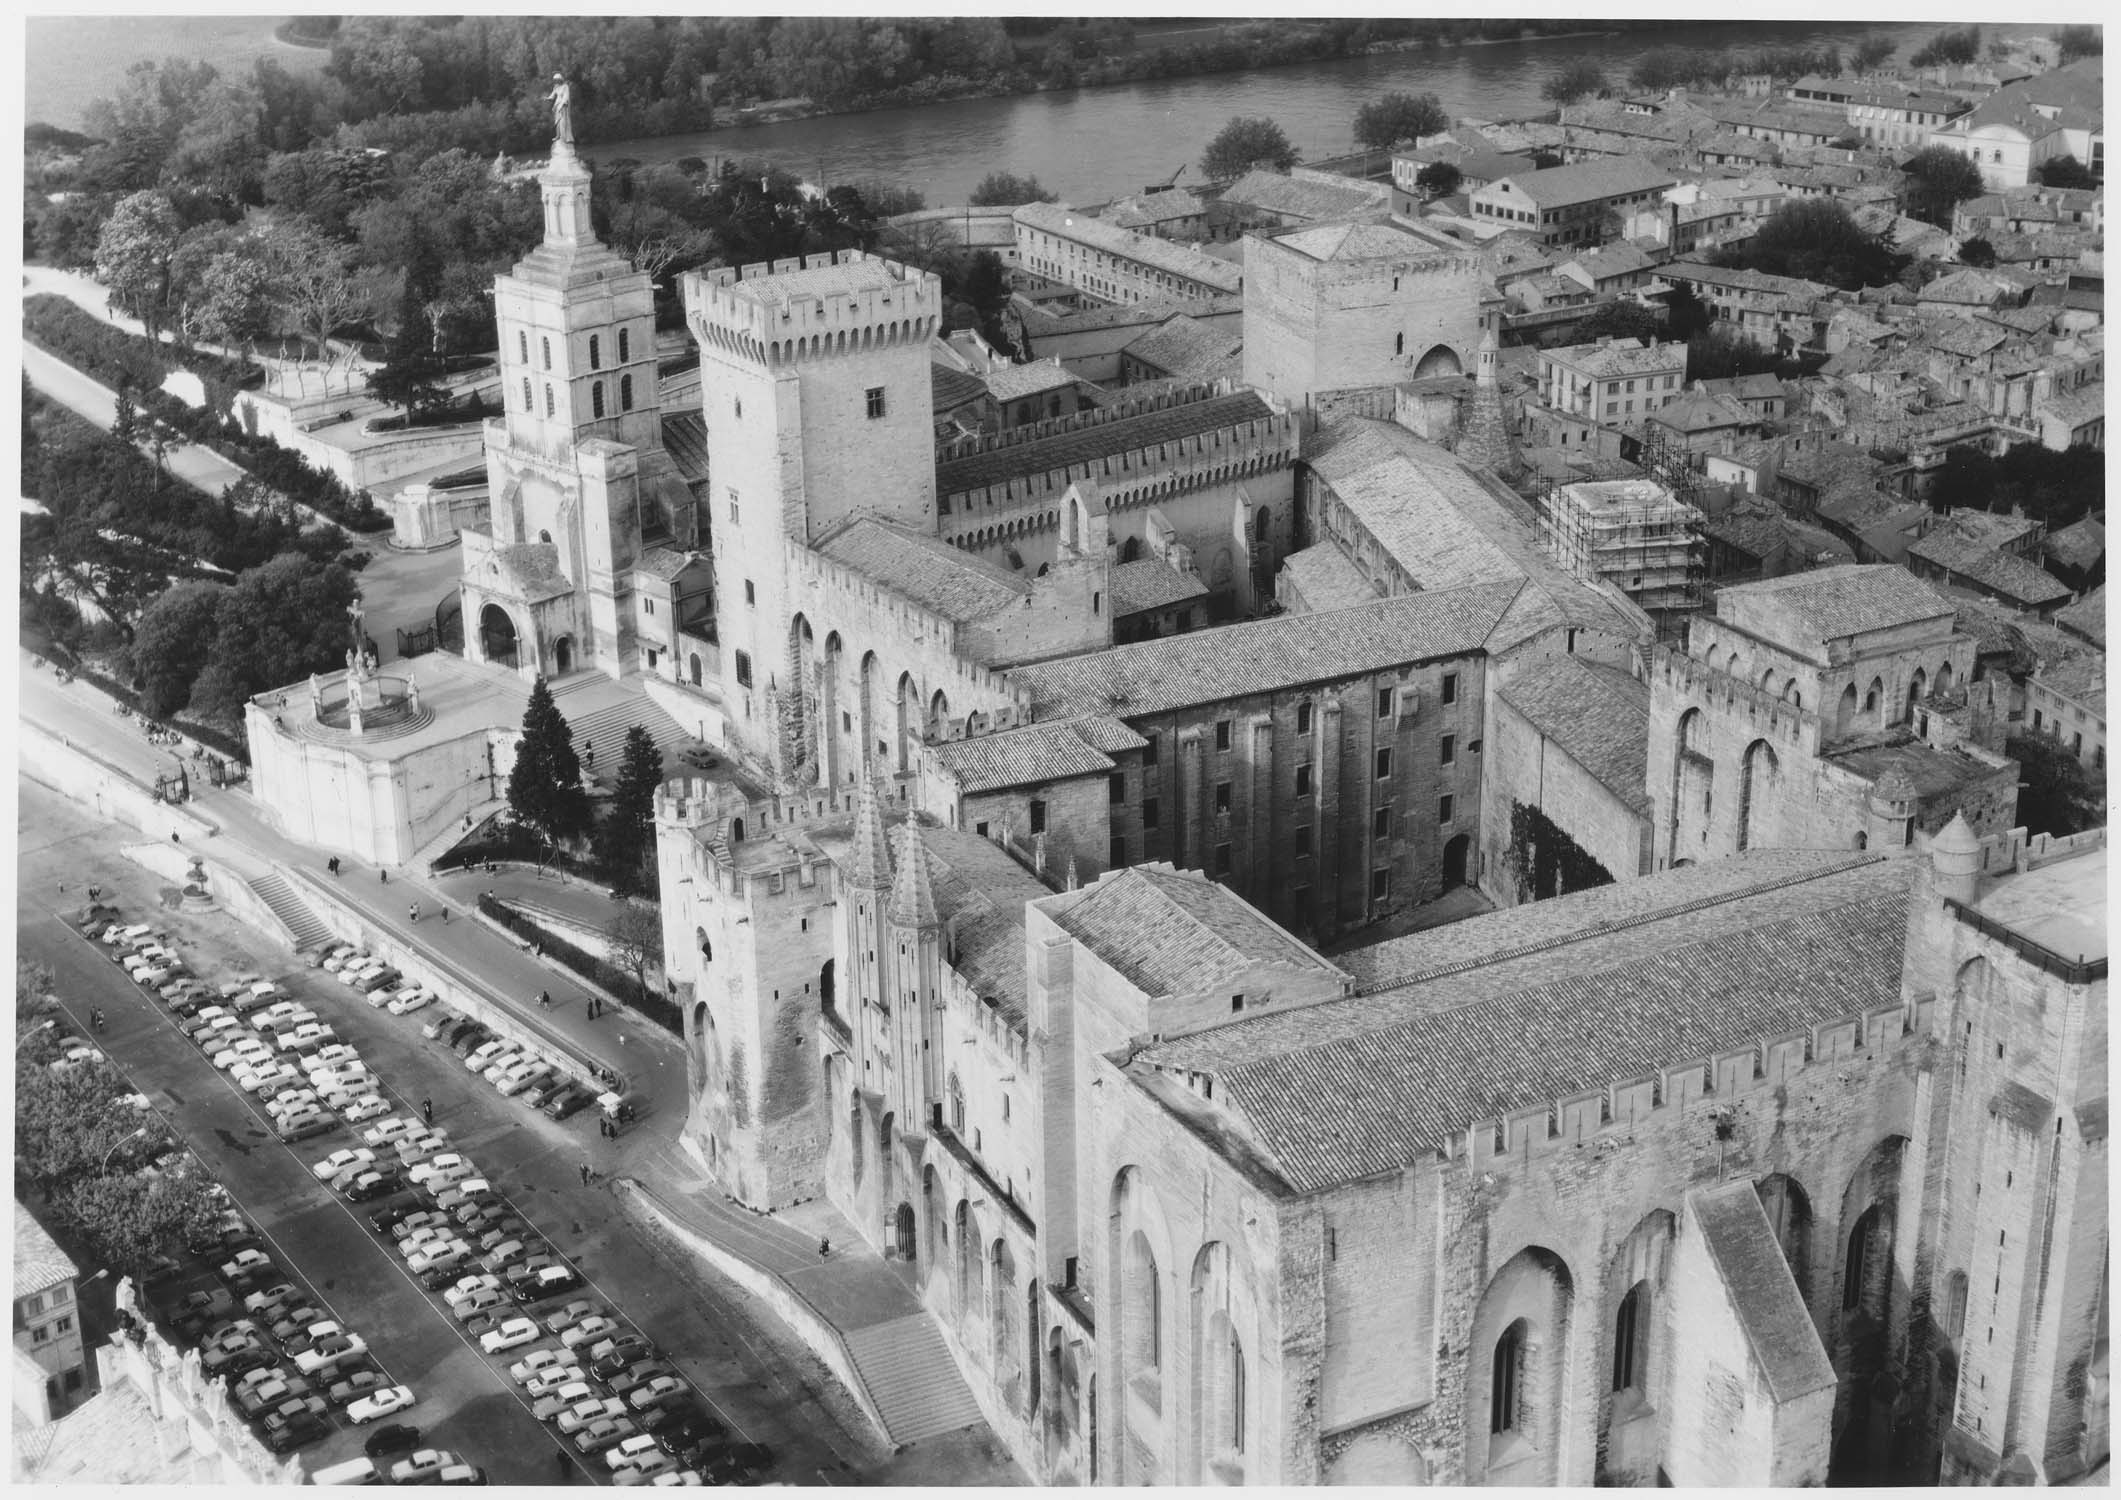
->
xmin=24 ymin=295 xmax=390 ymax=534
xmin=55 ymin=655 xmax=253 ymax=767
xmin=476 ymin=893 xmax=682 ymax=1036
xmin=435 ymin=819 xmax=598 ymax=881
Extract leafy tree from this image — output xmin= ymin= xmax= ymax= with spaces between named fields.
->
xmin=95 ymin=191 xmax=183 ymax=336
xmin=1958 ymin=236 xmax=1997 ymax=269
xmin=603 ymin=900 xmax=664 ymax=996
xmin=1629 ymin=47 xmax=1699 ymax=92
xmin=1353 ymin=91 xmax=1448 ymax=151
xmin=188 ymin=553 xmax=361 ymax=719
xmin=1414 ymin=161 xmax=1463 ymax=199
xmin=592 ymin=726 xmax=664 ymax=897
xmin=1718 ymin=198 xmax=1905 ymax=290
xmin=262 ymin=148 xmax=388 ymax=241
xmin=507 ymin=676 xmax=591 ymax=855
xmin=1927 ymin=444 xmax=2104 ymax=532
xmin=968 ymin=171 xmax=1057 ymax=207
xmin=2035 ymin=155 xmax=2100 ymax=191
xmin=1902 ymin=145 xmax=1987 ymax=228
xmin=1909 ymin=25 xmax=1982 ymax=70
xmin=111 ymin=384 xmax=140 ymax=446
xmin=1851 ymin=34 xmax=1898 ymax=72
xmin=192 ymin=243 xmax=280 ymax=346
xmin=1571 ymin=301 xmax=1666 ymax=343
xmin=1542 ymin=59 xmax=1608 ymax=106
xmin=1529 ymin=148 xmax=1564 ymax=170
xmin=49 ymin=1167 xmax=224 ymax=1277
xmin=259 ymin=218 xmax=370 ymax=362
xmin=2055 ymin=25 xmax=2102 ymax=65
xmin=1200 ymin=116 xmax=1299 ymax=181
xmin=128 ymin=579 xmax=230 ymax=716
xmin=2006 ymin=734 xmax=2103 ymax=837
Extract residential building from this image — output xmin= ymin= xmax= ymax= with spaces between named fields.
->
xmin=1014 ymin=202 xmax=1245 ymax=306
xmin=1468 ymin=158 xmax=1678 ymax=249
xmin=2024 ymin=652 xmax=2107 ymax=773
xmin=1908 ymin=510 xmax=2074 ymax=616
xmin=13 ymin=1201 xmax=85 ymax=1423
xmin=1927 ymin=57 xmax=2105 ymax=188
xmin=1209 ymin=169 xmax=1388 ymax=239
xmin=1842 ymin=83 xmax=1974 ymax=147
xmin=1536 ymin=337 xmax=1689 ymax=424
xmin=1099 ymin=188 xmax=1209 ymax=241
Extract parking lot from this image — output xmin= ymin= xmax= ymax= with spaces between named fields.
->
xmin=18 ymin=779 xmax=881 ymax=1486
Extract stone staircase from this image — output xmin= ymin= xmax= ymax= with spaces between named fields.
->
xmin=549 ymin=676 xmax=694 ymax=764
xmin=248 ymin=871 xmax=333 ymax=952
xmin=842 ymin=1314 xmax=986 ymax=1446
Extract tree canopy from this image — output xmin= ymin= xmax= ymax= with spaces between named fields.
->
xmin=2006 ymin=733 xmax=2103 ymax=837
xmin=592 ymin=725 xmax=664 ymax=897
xmin=1414 ymin=161 xmax=1462 ymax=199
xmin=1714 ymin=198 xmax=1906 ymax=290
xmin=1541 ymin=59 xmax=1608 ymax=105
xmin=1352 ymin=92 xmax=1447 ymax=152
xmin=1850 ymin=34 xmax=1898 ymax=72
xmin=1909 ymin=25 xmax=1982 ymax=69
xmin=2035 ymin=155 xmax=2099 ymax=191
xmin=507 ymin=676 xmax=591 ymax=851
xmin=1200 ymin=116 xmax=1299 ymax=181
xmin=968 ymin=172 xmax=1057 ymax=207
xmin=1901 ymin=146 xmax=1987 ymax=228
xmin=2054 ymin=25 xmax=2102 ymax=65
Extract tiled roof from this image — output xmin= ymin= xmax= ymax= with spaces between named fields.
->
xmin=1922 ymin=320 xmax=2008 ymax=360
xmin=928 ymin=719 xmax=1117 ymax=794
xmin=1014 ymin=293 xmax=1242 ymax=336
xmin=1049 ymin=864 xmax=1342 ymax=998
xmin=1692 ymin=1182 xmax=1838 ymax=1402
xmin=2035 ymin=651 xmax=2106 ymax=718
xmin=931 ymin=362 xmax=990 ymax=415
xmin=632 ymin=546 xmax=698 ymax=582
xmin=1277 ymin=540 xmax=1380 ymax=608
xmin=1013 ymin=202 xmax=1245 ymax=291
xmin=981 ymin=359 xmax=1078 ymax=405
xmin=1121 ymin=315 xmax=1244 ymax=381
xmin=1542 ymin=337 xmax=1686 ymax=380
xmin=2044 ymin=515 xmax=2105 ymax=571
xmin=1932 ymin=547 xmax=2076 ymax=608
xmin=1723 ymin=564 xmax=1954 ymax=641
xmin=1267 ymin=219 xmax=1461 ymax=263
xmin=1219 ymin=169 xmax=1386 ymax=223
xmin=1561 ymin=241 xmax=1659 ymax=283
xmin=1102 ymin=188 xmax=1207 ymax=228
xmin=1920 ymin=268 xmax=2016 ymax=307
xmin=936 ymin=389 xmax=1278 ymax=498
xmin=1484 ymin=155 xmax=1677 ymax=208
xmin=814 ymin=517 xmax=1029 ymax=623
xmin=15 ymin=1200 xmax=78 ymax=1292
xmin=2036 ymin=382 xmax=2105 ymax=429
xmin=488 ymin=541 xmax=576 ymax=604
xmin=1650 ymin=390 xmax=1755 ymax=435
xmin=1497 ymin=655 xmax=1651 ymax=812
xmin=1010 ymin=582 xmax=1518 ymax=720
xmin=2054 ymin=584 xmax=2106 ymax=648
xmin=1137 ymin=854 xmax=1906 ymax=1190
xmin=661 ymin=410 xmax=709 ymax=483
xmin=1109 ymin=557 xmax=1208 ymax=614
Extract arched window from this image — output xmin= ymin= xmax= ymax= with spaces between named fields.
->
xmin=517 ymin=330 xmax=528 ymax=363
xmin=1844 ymin=1205 xmax=1882 ymax=1311
xmin=541 ymin=336 xmax=552 ymax=370
xmin=1395 ymin=331 xmax=1405 ymax=356
xmin=620 ymin=373 xmax=635 ymax=411
xmin=1491 ymin=1320 xmax=1527 ymax=1433
xmin=618 ymin=327 xmax=631 ymax=363
xmin=1612 ymin=1282 xmax=1648 ymax=1392
xmin=588 ymin=333 xmax=601 ymax=371
xmin=1229 ymin=1334 xmax=1247 ymax=1453
xmin=544 ymin=384 xmax=555 ymax=418
xmin=948 ymin=1072 xmax=965 ymax=1133
xmin=591 ymin=382 xmax=606 ymax=418
xmin=522 ymin=377 xmax=533 ymax=411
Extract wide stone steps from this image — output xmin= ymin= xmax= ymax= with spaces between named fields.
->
xmin=558 ymin=693 xmax=695 ymax=766
xmin=842 ymin=1313 xmax=986 ymax=1446
xmin=249 ymin=871 xmax=333 ymax=952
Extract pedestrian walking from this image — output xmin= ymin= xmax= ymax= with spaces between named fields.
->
xmin=555 ymin=1450 xmax=571 ymax=1482
xmin=421 ymin=1098 xmax=433 ymax=1124
xmin=540 ymin=990 xmax=552 ymax=1010
xmin=440 ymin=907 xmax=450 ymax=924
xmin=578 ymin=1163 xmax=591 ymax=1186
xmin=409 ymin=902 xmax=420 ymax=923
xmin=818 ymin=1238 xmax=831 ymax=1258
xmin=379 ymin=868 xmax=388 ymax=884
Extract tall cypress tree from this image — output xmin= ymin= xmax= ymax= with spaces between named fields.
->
xmin=593 ymin=726 xmax=664 ymax=897
xmin=507 ymin=677 xmax=590 ymax=854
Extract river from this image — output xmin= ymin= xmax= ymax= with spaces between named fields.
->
xmin=28 ymin=17 xmax=2053 ymax=205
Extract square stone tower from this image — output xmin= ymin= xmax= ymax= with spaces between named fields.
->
xmin=464 ymin=134 xmax=664 ymax=680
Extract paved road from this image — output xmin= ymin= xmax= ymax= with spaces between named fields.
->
xmin=19 ymin=777 xmax=873 ymax=1485
xmin=24 ymin=343 xmax=255 ymax=499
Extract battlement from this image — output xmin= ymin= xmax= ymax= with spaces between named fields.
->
xmin=1965 ymin=823 xmax=2106 ymax=877
xmin=938 ymin=405 xmax=1299 ymax=534
xmin=1653 ymin=644 xmax=1817 ymax=746
xmin=657 ymin=774 xmax=919 ymax=901
xmin=939 ymin=380 xmax=1237 ymax=463
xmin=1449 ymin=994 xmax=1934 ymax=1169
xmin=684 ymin=250 xmax=942 ymax=367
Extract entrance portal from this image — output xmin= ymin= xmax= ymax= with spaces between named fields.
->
xmin=554 ymin=635 xmax=574 ymax=674
xmin=1443 ymin=832 xmax=1471 ymax=888
xmin=895 ymin=1202 xmax=917 ymax=1261
xmin=479 ymin=604 xmax=519 ymax=669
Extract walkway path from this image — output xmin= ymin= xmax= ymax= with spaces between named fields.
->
xmin=24 ymin=343 xmax=254 ymax=500
xmin=19 ymin=653 xmax=1000 ymax=1459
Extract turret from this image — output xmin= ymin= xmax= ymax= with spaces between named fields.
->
xmin=883 ymin=816 xmax=945 ymax=1123
xmin=1929 ymin=811 xmax=1982 ymax=904
xmin=1866 ymin=768 xmax=1917 ymax=852
xmin=847 ymin=776 xmax=894 ymax=892
xmin=889 ymin=817 xmax=941 ymax=929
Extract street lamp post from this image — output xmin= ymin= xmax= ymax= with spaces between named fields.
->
xmin=100 ymin=1127 xmax=149 ymax=1171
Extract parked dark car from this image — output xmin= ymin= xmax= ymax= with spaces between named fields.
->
xmin=541 ymin=1085 xmax=592 ymax=1122
xmin=448 ymin=1025 xmax=491 ymax=1056
xmin=364 ymin=1423 xmax=423 ymax=1460
xmin=260 ymin=1410 xmax=331 ymax=1453
xmin=589 ymin=1339 xmax=656 ymax=1381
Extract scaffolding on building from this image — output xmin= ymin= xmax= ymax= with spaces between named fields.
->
xmin=1537 ymin=425 xmax=1706 ymax=641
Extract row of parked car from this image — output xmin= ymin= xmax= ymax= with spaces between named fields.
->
xmin=82 ymin=903 xmax=486 ymax=1482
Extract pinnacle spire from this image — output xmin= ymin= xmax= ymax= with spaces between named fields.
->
xmin=847 ymin=777 xmax=894 ymax=891
xmin=888 ymin=816 xmax=941 ymax=929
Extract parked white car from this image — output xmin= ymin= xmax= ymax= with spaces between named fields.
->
xmin=363 ymin=1116 xmax=419 ymax=1148
xmin=346 ymin=1384 xmax=416 ymax=1424
xmin=497 ymin=1061 xmax=554 ymax=1098
xmin=313 ymin=1148 xmax=374 ymax=1181
xmin=463 ymin=1041 xmax=511 ymax=1073
xmin=342 ymin=1093 xmax=390 ymax=1123
xmin=479 ymin=1317 xmax=541 ymax=1354
xmin=388 ymin=988 xmax=436 ymax=1016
